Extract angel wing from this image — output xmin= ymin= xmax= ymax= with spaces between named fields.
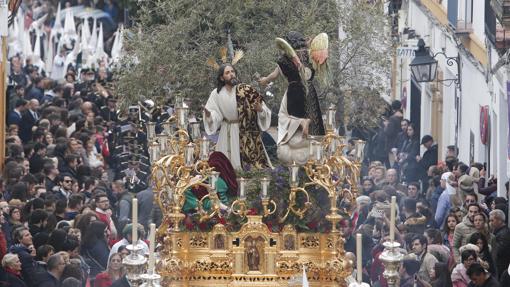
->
xmin=309 ymin=33 xmax=329 ymax=84
xmin=276 ymin=37 xmax=301 ymax=68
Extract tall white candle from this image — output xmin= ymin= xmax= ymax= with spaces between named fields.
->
xmin=239 ymin=178 xmax=246 ymax=199
xmin=291 ymin=164 xmax=299 ymax=184
xmin=261 ymin=178 xmax=268 ymax=198
xmin=148 ymin=223 xmax=156 ymax=271
xmin=390 ymin=196 xmax=396 ymax=242
xmin=356 ymin=233 xmax=362 ymax=283
xmin=315 ymin=144 xmax=322 ymax=162
xmin=132 ymin=198 xmax=138 ymax=244
xmin=201 ymin=137 xmax=208 ymax=159
xmin=179 ymin=109 xmax=185 ymax=127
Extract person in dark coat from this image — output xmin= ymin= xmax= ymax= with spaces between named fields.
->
xmin=489 ymin=209 xmax=510 ymax=280
xmin=80 ymin=221 xmax=109 ymax=280
xmin=400 ymin=123 xmax=420 ymax=182
xmin=466 ymin=263 xmax=501 ymax=287
xmin=417 ymin=135 xmax=438 ymax=191
xmin=37 ymin=254 xmax=65 ymax=287
xmin=19 ymin=99 xmax=40 ymax=143
xmin=1 ymin=253 xmax=27 ymax=287
xmin=385 ymin=100 xmax=404 ymax=154
xmin=8 ymin=227 xmax=37 ymax=287
xmin=7 ymin=99 xmax=27 ymax=127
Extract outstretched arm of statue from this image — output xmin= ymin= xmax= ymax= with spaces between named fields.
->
xmin=258 ymin=66 xmax=280 ymax=86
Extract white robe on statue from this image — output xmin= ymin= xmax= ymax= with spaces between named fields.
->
xmin=277 ymin=93 xmax=310 ymax=165
xmin=203 ymin=86 xmax=271 ymax=170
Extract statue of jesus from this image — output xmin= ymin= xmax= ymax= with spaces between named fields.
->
xmin=203 ymin=64 xmax=272 ymax=170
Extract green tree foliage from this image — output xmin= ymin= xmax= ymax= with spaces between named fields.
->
xmin=116 ymin=0 xmax=391 ymax=130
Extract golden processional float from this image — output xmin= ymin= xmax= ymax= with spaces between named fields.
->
xmin=121 ymin=103 xmax=403 ymax=287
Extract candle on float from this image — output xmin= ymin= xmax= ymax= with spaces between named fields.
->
xmin=390 ymin=196 xmax=396 ymax=242
xmin=239 ymin=178 xmax=246 ymax=199
xmin=148 ymin=223 xmax=156 ymax=271
xmin=328 ymin=108 xmax=334 ymax=127
xmin=356 ymin=233 xmax=362 ymax=283
xmin=132 ymin=198 xmax=138 ymax=244
xmin=201 ymin=137 xmax=209 ymax=159
xmin=261 ymin=178 xmax=269 ymax=198
xmin=179 ymin=109 xmax=185 ymax=127
xmin=291 ymin=163 xmax=299 ymax=184
xmin=315 ymin=143 xmax=322 ymax=161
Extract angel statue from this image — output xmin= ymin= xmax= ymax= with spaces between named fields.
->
xmin=259 ymin=31 xmax=328 ymax=165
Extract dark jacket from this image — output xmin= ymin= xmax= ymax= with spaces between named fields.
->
xmin=9 ymin=244 xmax=37 ymax=287
xmin=110 ymin=275 xmax=131 ymax=287
xmin=7 ymin=110 xmax=22 ymax=127
xmin=36 ymin=271 xmax=61 ymax=287
xmin=4 ymin=271 xmax=27 ymax=287
xmin=467 ymin=275 xmax=500 ymax=287
xmin=491 ymin=225 xmax=510 ymax=279
xmin=81 ymin=240 xmax=109 ymax=278
xmin=19 ymin=110 xmax=38 ymax=143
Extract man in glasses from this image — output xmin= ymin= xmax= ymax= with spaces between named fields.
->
xmin=53 ymin=173 xmax=74 ymax=202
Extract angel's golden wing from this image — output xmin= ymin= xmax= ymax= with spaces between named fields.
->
xmin=309 ymin=33 xmax=329 ymax=84
xmin=275 ymin=37 xmax=297 ymax=59
xmin=310 ymin=33 xmax=329 ymax=66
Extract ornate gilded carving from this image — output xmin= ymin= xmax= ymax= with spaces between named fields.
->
xmin=300 ymin=235 xmax=320 ymax=249
xmin=190 ymin=233 xmax=208 ymax=248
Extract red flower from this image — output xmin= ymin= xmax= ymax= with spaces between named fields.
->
xmin=266 ymin=222 xmax=273 ymax=232
xmin=218 ymin=217 xmax=227 ymax=225
xmin=184 ymin=217 xmax=194 ymax=231
xmin=247 ymin=208 xmax=258 ymax=215
xmin=307 ymin=221 xmax=318 ymax=230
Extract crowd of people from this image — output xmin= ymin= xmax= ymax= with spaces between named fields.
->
xmin=2 ymin=1 xmax=153 ymax=286
xmin=342 ymin=101 xmax=509 ymax=287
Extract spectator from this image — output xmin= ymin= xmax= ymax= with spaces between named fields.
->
xmin=417 ymin=135 xmax=438 ymax=191
xmin=410 ymin=234 xmax=438 ymax=281
xmin=452 ymin=249 xmax=478 ymax=287
xmin=435 ymin=172 xmax=455 ymax=227
xmin=19 ymin=99 xmax=40 ymax=143
xmin=38 ymin=253 xmax=65 ymax=287
xmin=94 ymin=192 xmax=117 ymax=239
xmin=94 ymin=253 xmax=125 ymax=287
xmin=80 ymin=221 xmax=109 ymax=281
xmin=8 ymin=99 xmax=27 ymax=127
xmin=9 ymin=227 xmax=37 ymax=286
xmin=1 ymin=253 xmax=26 ymax=287
xmin=489 ymin=209 xmax=510 ymax=280
xmin=399 ymin=257 xmax=421 ymax=287
xmin=453 ymin=204 xmax=480 ymax=262
xmin=109 ymin=223 xmax=148 ymax=259
xmin=466 ymin=263 xmax=500 ymax=287
xmin=468 ymin=232 xmax=496 ymax=276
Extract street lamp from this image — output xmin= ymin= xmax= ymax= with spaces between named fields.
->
xmin=409 ymin=39 xmax=438 ymax=82
xmin=409 ymin=38 xmax=461 ymax=88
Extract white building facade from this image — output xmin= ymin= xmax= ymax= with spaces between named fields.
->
xmin=394 ymin=0 xmax=509 ymax=196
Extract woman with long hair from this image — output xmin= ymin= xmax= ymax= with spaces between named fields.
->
xmin=399 ymin=123 xmax=420 ymax=182
xmin=80 ymin=220 xmax=109 ymax=282
xmin=442 ymin=212 xmax=460 ymax=270
xmin=94 ymin=253 xmax=125 ymax=287
xmin=468 ymin=232 xmax=496 ymax=275
xmin=431 ymin=262 xmax=452 ymax=287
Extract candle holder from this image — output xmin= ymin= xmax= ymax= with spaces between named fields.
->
xmin=326 ymin=104 xmax=336 ymax=132
xmin=231 ymin=198 xmax=248 ymax=218
xmin=280 ymin=185 xmax=312 ymax=222
xmin=198 ymin=173 xmax=222 ymax=222
xmin=146 ymin=122 xmax=156 ymax=140
xmin=325 ymin=190 xmax=342 ymax=233
xmin=190 ymin=122 xmax=201 ymax=141
xmin=379 ymin=241 xmax=404 ymax=287
xmin=123 ymin=244 xmax=148 ymax=286
xmin=140 ymin=272 xmax=162 ymax=287
xmin=261 ymin=197 xmax=276 ymax=217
